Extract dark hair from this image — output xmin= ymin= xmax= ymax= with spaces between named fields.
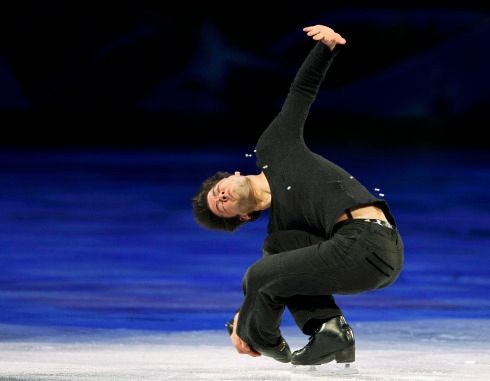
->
xmin=192 ymin=171 xmax=261 ymax=232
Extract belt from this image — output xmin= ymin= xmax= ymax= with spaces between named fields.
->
xmin=363 ymin=218 xmax=394 ymax=229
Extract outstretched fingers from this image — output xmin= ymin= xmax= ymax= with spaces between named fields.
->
xmin=303 ymin=26 xmax=320 ymax=37
xmin=303 ymin=25 xmax=347 ymax=45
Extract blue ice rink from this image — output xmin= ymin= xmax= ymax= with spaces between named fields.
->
xmin=1 ymin=146 xmax=489 ymax=380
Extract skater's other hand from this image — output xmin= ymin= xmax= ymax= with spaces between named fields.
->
xmin=230 ymin=313 xmax=261 ymax=357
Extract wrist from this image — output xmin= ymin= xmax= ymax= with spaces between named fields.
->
xmin=322 ymin=40 xmax=336 ymax=51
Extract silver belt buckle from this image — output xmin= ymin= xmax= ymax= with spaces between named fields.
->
xmin=364 ymin=219 xmax=393 ymax=229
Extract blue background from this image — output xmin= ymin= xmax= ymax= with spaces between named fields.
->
xmin=0 ymin=3 xmax=489 ymax=333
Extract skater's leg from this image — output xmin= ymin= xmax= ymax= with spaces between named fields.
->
xmin=262 ymin=230 xmax=343 ymax=334
xmin=237 ymin=220 xmax=403 ymax=356
xmin=286 ymin=295 xmax=342 ymax=335
xmin=261 ymin=230 xmax=326 ymax=257
xmin=237 ymin=236 xmax=349 ymax=349
xmin=289 ymin=220 xmax=404 ymax=365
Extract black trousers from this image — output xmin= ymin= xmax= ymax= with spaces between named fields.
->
xmin=236 ymin=219 xmax=404 ymax=349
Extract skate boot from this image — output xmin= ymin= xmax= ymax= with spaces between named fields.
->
xmin=225 ymin=318 xmax=292 ymax=363
xmin=253 ymin=338 xmax=292 ymax=363
xmin=291 ymin=315 xmax=355 ymax=366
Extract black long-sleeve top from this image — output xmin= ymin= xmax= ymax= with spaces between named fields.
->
xmin=255 ymin=42 xmax=395 ymax=239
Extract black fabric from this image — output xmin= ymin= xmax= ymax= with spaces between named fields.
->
xmin=254 ymin=42 xmax=396 ymax=239
xmin=236 ymin=41 xmax=404 ymax=350
xmin=237 ymin=220 xmax=404 ymax=348
xmin=262 ymin=229 xmax=343 ymax=335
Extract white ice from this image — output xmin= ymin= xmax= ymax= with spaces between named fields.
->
xmin=1 ymin=319 xmax=489 ymax=381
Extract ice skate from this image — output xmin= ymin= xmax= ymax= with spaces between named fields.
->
xmin=290 ymin=362 xmax=358 ymax=376
xmin=253 ymin=337 xmax=292 ymax=363
xmin=291 ymin=315 xmax=355 ymax=366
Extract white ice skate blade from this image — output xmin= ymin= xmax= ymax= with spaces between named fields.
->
xmin=291 ymin=363 xmax=358 ymax=376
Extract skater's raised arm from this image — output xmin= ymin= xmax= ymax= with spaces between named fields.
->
xmin=255 ymin=25 xmax=346 ymax=153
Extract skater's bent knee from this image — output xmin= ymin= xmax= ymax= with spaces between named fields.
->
xmin=242 ymin=258 xmax=278 ymax=289
xmin=262 ymin=234 xmax=282 ymax=256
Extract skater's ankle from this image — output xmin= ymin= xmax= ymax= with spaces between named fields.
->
xmin=303 ymin=316 xmax=342 ymax=335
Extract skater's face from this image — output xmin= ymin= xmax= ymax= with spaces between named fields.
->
xmin=207 ymin=171 xmax=255 ymax=219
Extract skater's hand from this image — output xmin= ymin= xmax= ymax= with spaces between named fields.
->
xmin=303 ymin=25 xmax=346 ymax=51
xmin=230 ymin=313 xmax=261 ymax=357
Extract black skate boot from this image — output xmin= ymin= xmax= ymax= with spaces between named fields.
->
xmin=291 ymin=315 xmax=355 ymax=366
xmin=253 ymin=338 xmax=292 ymax=363
xmin=225 ymin=318 xmax=292 ymax=363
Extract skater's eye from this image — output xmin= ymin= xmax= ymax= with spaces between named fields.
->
xmin=213 ymin=183 xmax=222 ymax=198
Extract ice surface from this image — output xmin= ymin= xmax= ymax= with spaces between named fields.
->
xmin=1 ymin=319 xmax=489 ymax=381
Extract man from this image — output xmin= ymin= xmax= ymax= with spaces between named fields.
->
xmin=192 ymin=24 xmax=404 ymax=366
